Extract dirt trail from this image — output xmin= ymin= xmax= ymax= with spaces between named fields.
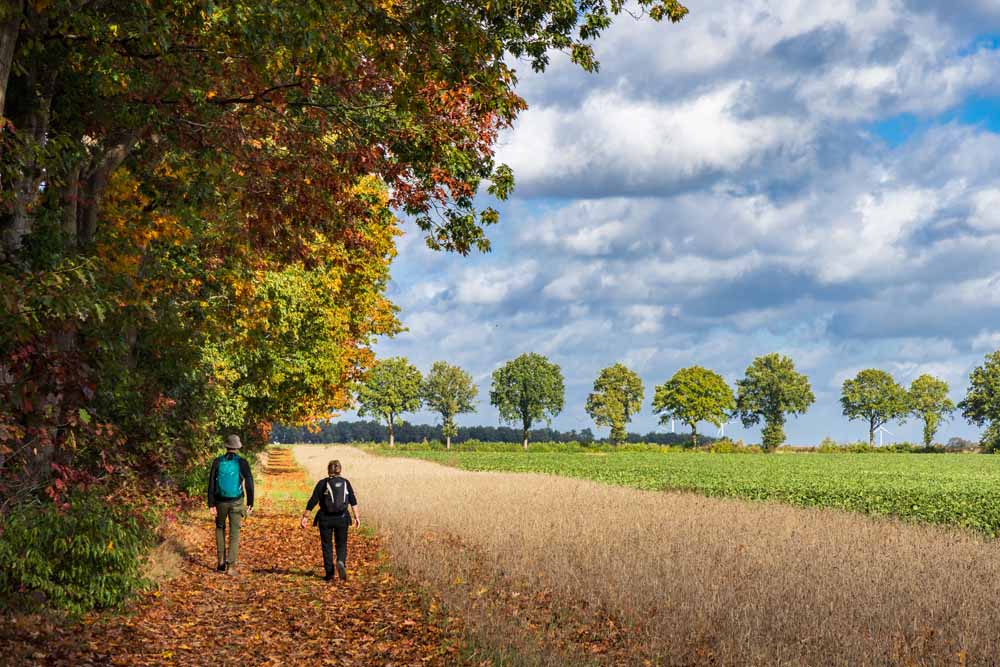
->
xmin=0 ymin=463 xmax=464 ymax=667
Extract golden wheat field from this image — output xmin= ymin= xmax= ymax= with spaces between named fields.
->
xmin=293 ymin=445 xmax=1000 ymax=666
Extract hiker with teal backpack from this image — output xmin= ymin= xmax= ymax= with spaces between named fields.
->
xmin=208 ymin=434 xmax=255 ymax=575
xmin=301 ymin=459 xmax=360 ymax=581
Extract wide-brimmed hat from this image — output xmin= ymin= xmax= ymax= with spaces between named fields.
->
xmin=225 ymin=434 xmax=242 ymax=450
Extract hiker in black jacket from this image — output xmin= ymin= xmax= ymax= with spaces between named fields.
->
xmin=300 ymin=459 xmax=360 ymax=581
xmin=208 ymin=435 xmax=254 ymax=575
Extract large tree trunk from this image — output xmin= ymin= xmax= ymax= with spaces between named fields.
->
xmin=522 ymin=420 xmax=529 ymax=451
xmin=61 ymin=163 xmax=82 ymax=249
xmin=77 ymin=131 xmax=139 ymax=246
xmin=691 ymin=425 xmax=698 ymax=448
xmin=0 ymin=0 xmax=23 ymax=119
xmin=388 ymin=414 xmax=395 ymax=448
xmin=3 ymin=69 xmax=54 ymax=258
xmin=869 ymin=418 xmax=876 ymax=447
xmin=445 ymin=434 xmax=451 ymax=449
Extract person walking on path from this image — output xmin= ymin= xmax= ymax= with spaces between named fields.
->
xmin=301 ymin=459 xmax=360 ymax=581
xmin=208 ymin=434 xmax=254 ymax=575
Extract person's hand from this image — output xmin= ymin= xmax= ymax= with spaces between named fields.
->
xmin=353 ymin=515 xmax=361 ymax=528
xmin=210 ymin=507 xmax=217 ymax=517
xmin=246 ymin=505 xmax=253 ymax=516
xmin=300 ymin=515 xmax=309 ymax=529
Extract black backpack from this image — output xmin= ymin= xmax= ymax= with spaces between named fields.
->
xmin=322 ymin=476 xmax=349 ymax=514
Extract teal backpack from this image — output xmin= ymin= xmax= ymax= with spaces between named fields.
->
xmin=216 ymin=455 xmax=242 ymax=498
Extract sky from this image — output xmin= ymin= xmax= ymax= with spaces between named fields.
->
xmin=354 ymin=0 xmax=1000 ymax=445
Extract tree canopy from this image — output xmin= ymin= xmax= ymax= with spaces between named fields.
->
xmin=908 ymin=374 xmax=955 ymax=448
xmin=585 ymin=363 xmax=644 ymax=445
xmin=356 ymin=357 xmax=424 ymax=448
xmin=652 ymin=366 xmax=735 ymax=447
xmin=840 ymin=369 xmax=909 ymax=446
xmin=959 ymin=351 xmax=1000 ymax=452
xmin=0 ymin=0 xmax=688 ymax=511
xmin=735 ymin=353 xmax=814 ymax=451
xmin=422 ymin=361 xmax=477 ymax=449
xmin=490 ymin=353 xmax=565 ymax=449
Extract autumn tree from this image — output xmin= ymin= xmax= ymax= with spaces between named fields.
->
xmin=356 ymin=358 xmax=424 ymax=448
xmin=652 ymin=366 xmax=735 ymax=447
xmin=734 ymin=353 xmax=814 ymax=451
xmin=585 ymin=364 xmax=644 ymax=445
xmin=959 ymin=351 xmax=1000 ymax=452
xmin=908 ymin=374 xmax=955 ymax=447
xmin=422 ymin=362 xmax=477 ymax=449
xmin=0 ymin=0 xmax=688 ymax=508
xmin=840 ymin=369 xmax=909 ymax=446
xmin=490 ymin=353 xmax=565 ymax=449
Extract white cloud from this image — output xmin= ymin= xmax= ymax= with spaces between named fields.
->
xmin=542 ymin=265 xmax=600 ymax=301
xmin=497 ymin=84 xmax=810 ymax=196
xmin=625 ymin=304 xmax=669 ymax=334
xmin=970 ymin=188 xmax=1000 ymax=230
xmin=455 ymin=261 xmax=538 ymax=305
xmin=972 ymin=330 xmax=1000 ymax=352
xmin=812 ymin=187 xmax=938 ymax=283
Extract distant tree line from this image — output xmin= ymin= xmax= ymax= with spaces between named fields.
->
xmin=271 ymin=420 xmax=699 ymax=446
xmin=280 ymin=349 xmax=1000 ymax=452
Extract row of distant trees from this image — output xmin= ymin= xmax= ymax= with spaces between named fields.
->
xmin=311 ymin=350 xmax=1000 ymax=451
xmin=270 ymin=420 xmax=697 ymax=446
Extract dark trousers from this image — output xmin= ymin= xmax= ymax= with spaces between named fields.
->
xmin=318 ymin=515 xmax=349 ymax=575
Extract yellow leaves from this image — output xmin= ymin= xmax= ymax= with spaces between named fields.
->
xmin=107 ymin=540 xmax=115 ymax=552
xmin=206 ymin=90 xmax=217 ymax=100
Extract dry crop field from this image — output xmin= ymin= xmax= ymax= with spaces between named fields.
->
xmin=381 ymin=449 xmax=1000 ymax=535
xmin=294 ymin=445 xmax=1000 ymax=666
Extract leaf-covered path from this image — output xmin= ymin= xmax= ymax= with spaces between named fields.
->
xmin=2 ymin=507 xmax=465 ymax=666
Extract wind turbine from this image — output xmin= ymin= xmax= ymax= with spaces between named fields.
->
xmin=876 ymin=425 xmax=893 ymax=446
xmin=670 ymin=417 xmax=676 ymax=433
xmin=717 ymin=420 xmax=730 ymax=438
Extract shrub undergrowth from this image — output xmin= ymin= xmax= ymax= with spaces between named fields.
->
xmin=0 ymin=488 xmax=156 ymax=615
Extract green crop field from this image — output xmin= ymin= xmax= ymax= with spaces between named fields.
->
xmin=381 ymin=450 xmax=1000 ymax=535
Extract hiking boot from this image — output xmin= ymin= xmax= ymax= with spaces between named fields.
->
xmin=336 ymin=560 xmax=347 ymax=581
xmin=226 ymin=563 xmax=239 ymax=576
xmin=323 ymin=573 xmax=335 ymax=582
xmin=217 ymin=563 xmax=227 ymax=573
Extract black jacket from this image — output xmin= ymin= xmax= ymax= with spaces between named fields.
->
xmin=207 ymin=453 xmax=254 ymax=508
xmin=305 ymin=476 xmax=357 ymax=525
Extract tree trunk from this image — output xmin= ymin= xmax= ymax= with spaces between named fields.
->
xmin=388 ymin=415 xmax=395 ymax=448
xmin=0 ymin=0 xmax=22 ymax=119
xmin=869 ymin=418 xmax=876 ymax=447
xmin=78 ymin=132 xmax=139 ymax=246
xmin=3 ymin=69 xmax=53 ymax=258
xmin=446 ymin=434 xmax=451 ymax=449
xmin=691 ymin=425 xmax=698 ymax=448
xmin=61 ymin=163 xmax=82 ymax=249
xmin=522 ymin=420 xmax=529 ymax=451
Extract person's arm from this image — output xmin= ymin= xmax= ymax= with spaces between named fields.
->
xmin=347 ymin=480 xmax=360 ymax=528
xmin=300 ymin=481 xmax=322 ymax=528
xmin=240 ymin=457 xmax=255 ymax=512
xmin=207 ymin=457 xmax=218 ymax=514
